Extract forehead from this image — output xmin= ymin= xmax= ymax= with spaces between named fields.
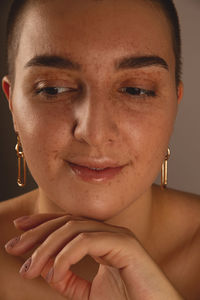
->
xmin=17 ymin=0 xmax=174 ymax=72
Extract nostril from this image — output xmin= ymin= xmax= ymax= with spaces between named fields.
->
xmin=72 ymin=120 xmax=78 ymax=133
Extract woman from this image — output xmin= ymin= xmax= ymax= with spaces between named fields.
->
xmin=1 ymin=0 xmax=200 ymax=299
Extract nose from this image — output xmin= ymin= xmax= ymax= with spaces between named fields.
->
xmin=73 ymin=92 xmax=119 ymax=147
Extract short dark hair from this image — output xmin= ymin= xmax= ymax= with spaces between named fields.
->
xmin=6 ymin=0 xmax=182 ymax=86
xmin=151 ymin=0 xmax=182 ymax=86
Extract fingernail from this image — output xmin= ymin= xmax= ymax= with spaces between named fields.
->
xmin=5 ymin=236 xmax=21 ymax=249
xmin=14 ymin=216 xmax=30 ymax=224
xmin=19 ymin=257 xmax=32 ymax=275
xmin=45 ymin=267 xmax=54 ymax=283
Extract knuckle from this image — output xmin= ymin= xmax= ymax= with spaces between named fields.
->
xmin=65 ymin=213 xmax=73 ymax=218
xmin=62 ymin=214 xmax=72 ymax=222
xmin=54 ymin=252 xmax=68 ymax=268
xmin=65 ymin=219 xmax=88 ymax=228
xmin=78 ymin=232 xmax=90 ymax=241
xmin=65 ymin=219 xmax=76 ymax=227
xmin=42 ymin=235 xmax=52 ymax=246
xmin=42 ymin=230 xmax=59 ymax=246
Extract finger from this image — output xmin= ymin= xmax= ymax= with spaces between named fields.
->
xmin=17 ymin=220 xmax=129 ymax=280
xmin=13 ymin=213 xmax=104 ymax=231
xmin=40 ymin=257 xmax=55 ymax=279
xmin=5 ymin=215 xmax=72 ymax=255
xmin=40 ymin=233 xmax=183 ymax=300
xmin=13 ymin=213 xmax=68 ymax=230
xmin=41 ymin=261 xmax=91 ymax=300
xmin=51 ymin=232 xmax=131 ymax=283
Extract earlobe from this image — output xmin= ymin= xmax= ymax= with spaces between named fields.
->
xmin=2 ymin=76 xmax=13 ymax=111
xmin=177 ymin=81 xmax=184 ymax=104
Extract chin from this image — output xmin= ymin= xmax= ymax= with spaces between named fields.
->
xmin=58 ymin=200 xmax=123 ymax=222
xmin=74 ymin=207 xmax=119 ymax=221
xmin=40 ymin=176 xmax=135 ymax=221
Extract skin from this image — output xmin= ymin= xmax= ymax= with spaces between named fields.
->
xmin=3 ymin=0 xmax=181 ymax=225
xmin=1 ymin=0 xmax=200 ymax=299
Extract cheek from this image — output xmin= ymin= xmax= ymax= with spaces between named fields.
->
xmin=121 ymin=98 xmax=176 ymax=148
xmin=12 ymin=89 xmax=177 ymax=189
xmin=120 ymin=97 xmax=177 ymax=175
xmin=13 ymin=100 xmax=74 ymax=178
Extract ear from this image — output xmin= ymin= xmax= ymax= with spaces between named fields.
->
xmin=177 ymin=81 xmax=184 ymax=104
xmin=2 ymin=76 xmax=18 ymax=133
xmin=2 ymin=75 xmax=13 ymax=111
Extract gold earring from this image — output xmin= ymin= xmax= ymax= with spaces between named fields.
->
xmin=161 ymin=147 xmax=170 ymax=190
xmin=15 ymin=135 xmax=27 ymax=187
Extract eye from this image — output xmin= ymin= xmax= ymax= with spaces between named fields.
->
xmin=119 ymin=87 xmax=156 ymax=97
xmin=35 ymin=87 xmax=77 ymax=97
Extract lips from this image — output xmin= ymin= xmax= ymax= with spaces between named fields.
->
xmin=67 ymin=159 xmax=123 ymax=169
xmin=67 ymin=161 xmax=125 ymax=182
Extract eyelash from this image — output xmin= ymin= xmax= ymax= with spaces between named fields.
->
xmin=119 ymin=87 xmax=156 ymax=97
xmin=35 ymin=87 xmax=75 ymax=97
xmin=35 ymin=86 xmax=156 ymax=99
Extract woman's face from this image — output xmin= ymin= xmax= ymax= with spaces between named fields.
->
xmin=4 ymin=0 xmax=182 ymax=219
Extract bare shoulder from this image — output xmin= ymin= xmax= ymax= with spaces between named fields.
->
xmin=0 ymin=189 xmax=41 ymax=300
xmin=0 ymin=191 xmax=71 ymax=299
xmin=170 ymin=188 xmax=200 ymax=300
xmin=165 ymin=185 xmax=200 ymax=204
xmin=0 ymin=189 xmax=38 ymax=245
xmin=163 ymin=185 xmax=200 ymax=256
xmin=153 ymin=185 xmax=200 ymax=299
xmin=153 ymin=184 xmax=200 ymax=231
xmin=0 ymin=188 xmax=39 ymax=213
xmin=151 ymin=184 xmax=200 ymax=259
xmin=162 ymin=185 xmax=200 ymax=255
xmin=167 ymin=186 xmax=200 ymax=233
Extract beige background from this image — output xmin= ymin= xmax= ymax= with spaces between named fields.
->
xmin=0 ymin=0 xmax=199 ymax=201
xmin=155 ymin=0 xmax=200 ymax=194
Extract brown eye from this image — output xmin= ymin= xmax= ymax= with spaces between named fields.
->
xmin=120 ymin=87 xmax=156 ymax=97
xmin=36 ymin=87 xmax=76 ymax=96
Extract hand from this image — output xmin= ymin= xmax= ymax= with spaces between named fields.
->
xmin=5 ymin=214 xmax=184 ymax=300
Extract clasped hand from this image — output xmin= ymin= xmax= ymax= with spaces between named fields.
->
xmin=5 ymin=214 xmax=184 ymax=300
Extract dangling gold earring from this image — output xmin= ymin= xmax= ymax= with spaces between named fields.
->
xmin=15 ymin=134 xmax=27 ymax=187
xmin=161 ymin=147 xmax=170 ymax=190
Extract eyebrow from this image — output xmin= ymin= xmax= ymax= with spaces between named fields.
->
xmin=24 ymin=54 xmax=169 ymax=71
xmin=115 ymin=55 xmax=169 ymax=71
xmin=24 ymin=55 xmax=81 ymax=70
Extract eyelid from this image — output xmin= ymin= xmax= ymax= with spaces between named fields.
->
xmin=35 ymin=86 xmax=78 ymax=98
xmin=119 ymin=86 xmax=156 ymax=97
xmin=33 ymin=77 xmax=80 ymax=95
xmin=36 ymin=86 xmax=75 ymax=92
xmin=34 ymin=78 xmax=79 ymax=89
